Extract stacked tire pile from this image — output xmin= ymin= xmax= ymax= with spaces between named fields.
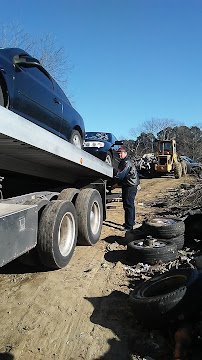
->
xmin=127 ymin=217 xmax=185 ymax=265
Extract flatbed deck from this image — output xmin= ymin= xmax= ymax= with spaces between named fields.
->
xmin=0 ymin=106 xmax=113 ymax=184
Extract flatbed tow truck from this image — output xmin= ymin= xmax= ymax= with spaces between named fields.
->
xmin=0 ymin=106 xmax=113 ymax=269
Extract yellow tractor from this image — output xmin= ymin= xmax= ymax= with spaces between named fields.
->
xmin=155 ymin=140 xmax=187 ymax=178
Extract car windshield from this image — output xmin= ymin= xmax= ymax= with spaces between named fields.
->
xmin=85 ymin=132 xmax=110 ymax=141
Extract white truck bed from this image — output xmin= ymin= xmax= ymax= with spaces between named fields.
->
xmin=0 ymin=106 xmax=113 ymax=184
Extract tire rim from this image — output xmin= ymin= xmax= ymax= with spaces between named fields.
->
xmin=58 ymin=212 xmax=76 ymax=256
xmin=72 ymin=134 xmax=82 ymax=148
xmin=105 ymin=155 xmax=112 ymax=166
xmin=152 ymin=218 xmax=176 ymax=225
xmin=136 ymin=240 xmax=166 ymax=248
xmin=90 ymin=200 xmax=100 ymax=235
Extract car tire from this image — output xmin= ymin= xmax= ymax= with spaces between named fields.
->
xmin=70 ymin=129 xmax=83 ymax=149
xmin=105 ymin=152 xmax=112 ymax=166
xmin=142 ymin=217 xmax=185 ymax=239
xmin=129 ymin=268 xmax=199 ymax=326
xmin=127 ymin=239 xmax=177 ymax=265
xmin=75 ymin=188 xmax=103 ymax=245
xmin=38 ymin=200 xmax=78 ymax=269
xmin=0 ymin=85 xmax=4 ymax=106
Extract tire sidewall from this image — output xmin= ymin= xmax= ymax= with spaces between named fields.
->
xmin=38 ymin=200 xmax=78 ymax=268
xmin=52 ymin=202 xmax=78 ymax=267
xmin=85 ymin=191 xmax=103 ymax=245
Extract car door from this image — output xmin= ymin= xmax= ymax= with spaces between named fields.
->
xmin=12 ymin=61 xmax=62 ymax=136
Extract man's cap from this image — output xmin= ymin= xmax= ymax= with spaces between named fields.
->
xmin=117 ymin=147 xmax=127 ymax=154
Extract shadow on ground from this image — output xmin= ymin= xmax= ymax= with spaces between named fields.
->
xmin=85 ymin=290 xmax=173 ymax=360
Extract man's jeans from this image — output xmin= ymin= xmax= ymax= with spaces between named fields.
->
xmin=122 ymin=186 xmax=137 ymax=230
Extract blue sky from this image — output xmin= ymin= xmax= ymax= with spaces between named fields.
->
xmin=2 ymin=0 xmax=202 ymax=139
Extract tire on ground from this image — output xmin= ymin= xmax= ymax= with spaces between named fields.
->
xmin=58 ymin=188 xmax=79 ymax=203
xmin=129 ymin=268 xmax=199 ymax=326
xmin=181 ymin=161 xmax=187 ymax=176
xmin=169 ymin=234 xmax=185 ymax=250
xmin=174 ymin=161 xmax=182 ymax=179
xmin=75 ymin=188 xmax=103 ymax=245
xmin=127 ymin=239 xmax=177 ymax=265
xmin=142 ymin=217 xmax=185 ymax=239
xmin=38 ymin=200 xmax=78 ymax=269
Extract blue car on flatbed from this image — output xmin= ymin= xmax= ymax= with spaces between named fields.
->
xmin=0 ymin=48 xmax=85 ymax=148
xmin=83 ymin=131 xmax=123 ymax=168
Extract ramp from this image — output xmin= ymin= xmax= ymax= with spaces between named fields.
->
xmin=0 ymin=107 xmax=113 ymax=184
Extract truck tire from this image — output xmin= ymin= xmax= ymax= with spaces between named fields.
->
xmin=174 ymin=161 xmax=182 ymax=179
xmin=105 ymin=152 xmax=112 ymax=166
xmin=58 ymin=188 xmax=79 ymax=203
xmin=142 ymin=217 xmax=185 ymax=239
xmin=129 ymin=268 xmax=199 ymax=326
xmin=75 ymin=188 xmax=103 ymax=245
xmin=181 ymin=161 xmax=187 ymax=176
xmin=127 ymin=239 xmax=177 ymax=265
xmin=69 ymin=129 xmax=83 ymax=149
xmin=38 ymin=200 xmax=78 ymax=269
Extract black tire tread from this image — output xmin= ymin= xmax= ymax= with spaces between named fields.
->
xmin=75 ymin=188 xmax=103 ymax=246
xmin=142 ymin=217 xmax=185 ymax=239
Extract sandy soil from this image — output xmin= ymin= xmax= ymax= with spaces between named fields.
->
xmin=0 ymin=175 xmax=197 ymax=360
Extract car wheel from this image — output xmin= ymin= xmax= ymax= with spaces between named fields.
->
xmin=70 ymin=130 xmax=83 ymax=149
xmin=127 ymin=239 xmax=177 ymax=265
xmin=0 ymin=86 xmax=4 ymax=106
xmin=105 ymin=152 xmax=112 ymax=166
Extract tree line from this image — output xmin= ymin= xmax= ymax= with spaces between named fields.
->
xmin=123 ymin=119 xmax=202 ymax=162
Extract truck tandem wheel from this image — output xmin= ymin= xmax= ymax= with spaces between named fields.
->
xmin=75 ymin=188 xmax=103 ymax=245
xmin=38 ymin=200 xmax=78 ymax=269
xmin=57 ymin=188 xmax=79 ymax=203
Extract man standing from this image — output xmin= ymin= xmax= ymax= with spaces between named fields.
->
xmin=114 ymin=147 xmax=140 ymax=231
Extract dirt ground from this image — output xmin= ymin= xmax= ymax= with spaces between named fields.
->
xmin=0 ymin=174 xmax=200 ymax=360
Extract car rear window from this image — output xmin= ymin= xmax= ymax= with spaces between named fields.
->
xmin=85 ymin=132 xmax=110 ymax=141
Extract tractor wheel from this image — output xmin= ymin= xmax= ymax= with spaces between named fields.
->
xmin=174 ymin=161 xmax=182 ymax=179
xmin=181 ymin=161 xmax=187 ymax=176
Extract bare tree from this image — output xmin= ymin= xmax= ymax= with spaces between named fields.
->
xmin=0 ymin=22 xmax=71 ymax=87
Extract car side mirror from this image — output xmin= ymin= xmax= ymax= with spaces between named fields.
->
xmin=13 ymin=54 xmax=41 ymax=67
